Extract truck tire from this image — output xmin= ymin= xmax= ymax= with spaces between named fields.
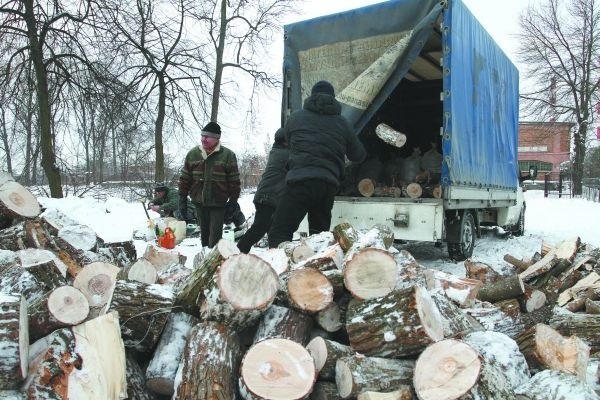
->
xmin=447 ymin=212 xmax=475 ymax=261
xmin=513 ymin=209 xmax=525 ymax=236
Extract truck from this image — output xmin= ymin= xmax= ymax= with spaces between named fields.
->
xmin=283 ymin=0 xmax=525 ymax=260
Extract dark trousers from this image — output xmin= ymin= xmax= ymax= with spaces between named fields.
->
xmin=236 ymin=203 xmax=276 ymax=253
xmin=195 ymin=205 xmax=225 ymax=247
xmin=268 ymin=180 xmax=337 ymax=248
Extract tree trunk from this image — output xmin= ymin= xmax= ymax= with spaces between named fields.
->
xmin=145 ymin=312 xmax=199 ymax=396
xmin=0 ymin=294 xmax=28 ymax=390
xmin=476 ymin=275 xmax=525 ymax=303
xmin=174 ymin=239 xmax=239 ymax=314
xmin=375 ymin=123 xmax=407 ymax=148
xmin=306 ymin=336 xmax=354 ymax=381
xmin=335 ymin=355 xmax=414 ymax=399
xmin=346 ymin=286 xmax=444 ymax=357
xmin=174 ymin=321 xmax=242 ymax=400
xmin=28 ymin=286 xmax=89 ymax=343
xmin=239 ymin=338 xmax=315 ymax=400
xmin=253 ymin=304 xmax=313 ymax=345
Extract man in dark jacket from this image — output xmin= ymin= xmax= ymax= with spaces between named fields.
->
xmin=178 ymin=122 xmax=241 ymax=247
xmin=268 ymin=81 xmax=366 ymax=248
xmin=148 ymin=184 xmax=179 ymax=217
xmin=237 ymin=128 xmax=289 ymax=253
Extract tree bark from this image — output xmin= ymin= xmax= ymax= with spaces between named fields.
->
xmin=335 ymin=355 xmax=414 ymax=399
xmin=0 ymin=294 xmax=28 ymax=390
xmin=346 ymin=286 xmax=444 ymax=357
xmin=332 ymin=222 xmax=360 ymax=253
xmin=107 ymin=280 xmax=174 ymax=352
xmin=253 ymin=304 xmax=313 ymax=345
xmin=549 ymin=313 xmax=600 ymax=354
xmin=125 ymin=352 xmax=159 ymax=400
xmin=476 ymin=275 xmax=525 ymax=303
xmin=145 ymin=312 xmax=198 ymax=396
xmin=174 ymin=321 xmax=242 ymax=400
xmin=515 ymin=369 xmax=598 ymax=400
xmin=430 ymin=292 xmax=484 ymax=338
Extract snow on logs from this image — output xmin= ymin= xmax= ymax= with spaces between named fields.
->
xmin=0 ymin=294 xmax=28 ymax=391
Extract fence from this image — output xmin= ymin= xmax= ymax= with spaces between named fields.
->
xmin=583 ymin=186 xmax=600 ymax=203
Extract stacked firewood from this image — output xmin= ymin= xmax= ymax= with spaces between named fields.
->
xmin=1 ymin=174 xmax=599 ymax=399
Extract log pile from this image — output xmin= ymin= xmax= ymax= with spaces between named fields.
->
xmin=0 ymin=176 xmax=599 ymax=399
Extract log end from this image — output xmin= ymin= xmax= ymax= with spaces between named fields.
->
xmin=343 ymin=249 xmax=397 ymax=300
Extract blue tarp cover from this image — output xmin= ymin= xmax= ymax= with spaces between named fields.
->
xmin=283 ymin=0 xmax=519 ymax=190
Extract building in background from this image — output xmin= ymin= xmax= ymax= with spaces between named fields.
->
xmin=518 ymin=121 xmax=572 ymax=176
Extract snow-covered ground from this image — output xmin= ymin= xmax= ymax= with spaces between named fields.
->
xmin=37 ymin=189 xmax=600 ymax=276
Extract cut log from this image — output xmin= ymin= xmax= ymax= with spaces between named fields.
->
xmin=142 ymin=243 xmax=187 ymax=272
xmin=108 ymin=280 xmax=174 ymax=352
xmin=298 ymin=243 xmax=344 ymax=272
xmin=514 ymin=323 xmax=589 ymax=380
xmin=279 ymin=240 xmax=315 ymax=263
xmin=40 ymin=208 xmax=79 ymax=236
xmin=116 ymin=258 xmax=157 ymax=284
xmin=394 ymin=250 xmax=429 ymax=289
xmin=422 ymin=184 xmax=442 ymax=199
xmin=174 ymin=321 xmax=242 ymax=400
xmin=373 ymin=186 xmax=403 ymax=198
xmin=0 ymin=294 xmax=28 ymax=390
xmin=253 ymin=248 xmax=289 ymax=275
xmin=0 ymin=249 xmax=18 ymax=275
xmin=332 ymin=222 xmax=361 ymax=253
xmin=496 ymin=298 xmax=522 ymax=319
xmin=0 ymin=250 xmax=67 ymax=304
xmin=28 ymin=286 xmax=89 ymax=342
xmin=174 ymin=239 xmax=239 ymax=313
xmin=18 ymin=247 xmax=67 ymax=277
xmin=464 ymin=259 xmax=500 ymax=284
xmin=56 ymin=224 xmax=98 ymax=252
xmin=0 ymin=180 xmax=40 ymax=219
xmin=343 ymin=248 xmax=397 ymax=300
xmin=476 ymin=274 xmax=525 ymax=303
xmin=431 ymin=292 xmax=484 ymax=338
xmin=156 ymin=262 xmax=191 ymax=292
xmin=335 ymin=355 xmax=415 ymax=399
xmin=518 ymin=285 xmax=547 ymax=313
xmin=425 ymin=269 xmax=482 ymax=307
xmin=413 ymin=339 xmax=516 ymax=400
xmin=302 ymin=231 xmax=336 ymax=254
xmin=462 ymin=330 xmax=530 ymax=390
xmin=519 ymin=237 xmax=580 ymax=282
xmin=358 ymin=178 xmax=376 ymax=198
xmin=306 ymin=336 xmax=354 ymax=381
xmin=0 ymin=220 xmax=50 ymax=251
xmin=549 ymin=313 xmax=600 ymax=354
xmin=239 ymin=338 xmax=315 ymax=400
xmin=68 ymin=311 xmax=127 ymax=400
xmin=463 ymin=302 xmax=524 ymax=338
xmin=285 ymin=267 xmax=333 ymax=313
xmin=200 ymin=253 xmax=279 ymax=330
xmin=346 ymin=286 xmax=444 ymax=357
xmin=315 ymin=302 xmax=344 ymax=333
xmin=403 ymin=183 xmax=422 ymax=199
xmin=145 ymin=312 xmax=199 ymax=396
xmin=253 ymin=304 xmax=313 ymax=345
xmin=585 ymin=298 xmax=600 ymax=314
xmin=125 ymin=352 xmax=159 ymax=400
xmin=503 ymin=254 xmax=533 ymax=272
xmin=72 ymin=261 xmax=119 ymax=309
xmin=557 ymin=271 xmax=600 ymax=306
xmin=514 ymin=369 xmax=598 ymax=399
xmin=375 ymin=123 xmax=407 ymax=148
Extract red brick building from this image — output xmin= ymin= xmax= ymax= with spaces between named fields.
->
xmin=518 ymin=121 xmax=572 ymax=174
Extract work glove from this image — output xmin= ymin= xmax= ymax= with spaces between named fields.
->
xmin=179 ymin=195 xmax=188 ymax=222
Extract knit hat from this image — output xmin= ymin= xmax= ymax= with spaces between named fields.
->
xmin=311 ymin=80 xmax=335 ymax=97
xmin=201 ymin=122 xmax=221 ymax=138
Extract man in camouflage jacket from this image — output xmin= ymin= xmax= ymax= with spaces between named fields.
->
xmin=178 ymin=122 xmax=241 ymax=247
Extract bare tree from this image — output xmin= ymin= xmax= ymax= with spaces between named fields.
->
xmin=99 ymin=0 xmax=212 ymax=183
xmin=517 ymin=0 xmax=600 ymax=195
xmin=196 ymin=0 xmax=295 ymax=122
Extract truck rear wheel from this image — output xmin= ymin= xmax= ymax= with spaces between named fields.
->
xmin=447 ymin=212 xmax=475 ymax=261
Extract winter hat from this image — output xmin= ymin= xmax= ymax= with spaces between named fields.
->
xmin=201 ymin=121 xmax=222 ymax=138
xmin=274 ymin=128 xmax=286 ymax=144
xmin=311 ymin=80 xmax=335 ymax=97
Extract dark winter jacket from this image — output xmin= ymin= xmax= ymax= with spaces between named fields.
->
xmin=178 ymin=143 xmax=241 ymax=207
xmin=253 ymin=132 xmax=289 ymax=208
xmin=149 ymin=187 xmax=180 ymax=217
xmin=283 ymin=93 xmax=366 ymax=186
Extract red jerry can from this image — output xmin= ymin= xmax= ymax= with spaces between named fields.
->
xmin=158 ymin=227 xmax=176 ymax=249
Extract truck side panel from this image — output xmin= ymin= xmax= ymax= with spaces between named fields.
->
xmin=442 ymin=0 xmax=519 ymax=192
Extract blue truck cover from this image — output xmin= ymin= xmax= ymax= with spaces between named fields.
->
xmin=283 ymin=0 xmax=519 ymax=192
